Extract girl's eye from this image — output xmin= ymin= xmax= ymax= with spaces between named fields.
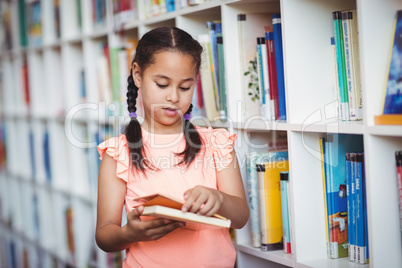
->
xmin=157 ymin=83 xmax=168 ymax=88
xmin=180 ymin=87 xmax=191 ymax=90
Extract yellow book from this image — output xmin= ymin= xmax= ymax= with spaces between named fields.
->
xmin=257 ymin=152 xmax=289 ymax=251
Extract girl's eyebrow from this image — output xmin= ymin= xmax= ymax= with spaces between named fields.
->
xmin=153 ymin=74 xmax=194 ymax=82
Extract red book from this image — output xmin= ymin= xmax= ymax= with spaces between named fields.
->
xmin=22 ymin=59 xmax=30 ymax=108
xmin=265 ymin=27 xmax=279 ymax=120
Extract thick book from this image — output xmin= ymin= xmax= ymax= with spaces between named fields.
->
xmin=265 ymin=29 xmax=279 ymax=120
xmin=381 ymin=10 xmax=402 ymax=115
xmin=132 ymin=193 xmax=231 ymax=229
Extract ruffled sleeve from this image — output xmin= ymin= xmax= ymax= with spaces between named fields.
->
xmin=210 ymin=128 xmax=237 ymax=172
xmin=97 ymin=134 xmax=130 ymax=182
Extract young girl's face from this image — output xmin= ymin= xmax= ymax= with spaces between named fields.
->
xmin=133 ymin=51 xmax=197 ymax=132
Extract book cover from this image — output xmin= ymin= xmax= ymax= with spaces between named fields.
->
xmin=280 ymin=171 xmax=291 ymax=254
xmin=257 ymin=151 xmax=288 ymax=251
xmin=18 ymin=0 xmax=28 ymax=47
xmin=382 ymin=10 xmax=402 ymax=115
xmin=332 ymin=11 xmax=350 ymax=121
xmin=325 ymin=134 xmax=363 ymax=258
xmin=330 ymin=37 xmax=340 ymax=120
xmin=206 ymin=21 xmax=221 ymax=113
xmin=237 ymin=13 xmax=271 ymax=120
xmin=272 ymin=14 xmax=286 ymax=120
xmin=132 ymin=193 xmax=231 ymax=229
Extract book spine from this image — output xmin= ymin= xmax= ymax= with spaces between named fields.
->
xmin=265 ymin=31 xmax=279 ymax=120
xmin=217 ymin=34 xmax=227 ymax=121
xmin=272 ymin=14 xmax=286 ymax=120
xmin=280 ymin=171 xmax=291 ymax=254
xmin=332 ymin=11 xmax=349 ymax=121
xmin=346 ymin=153 xmax=354 ymax=262
xmin=354 ymin=153 xmax=366 ymax=264
xmin=260 ymin=39 xmax=271 ymax=121
xmin=349 ymin=10 xmax=363 ymax=120
xmin=320 ymin=137 xmax=331 ymax=258
xmin=330 ymin=37 xmax=340 ymax=119
xmin=256 ymin=38 xmax=266 ymax=118
xmin=396 ymin=151 xmax=402 ymax=242
xmin=342 ymin=11 xmax=357 ymax=121
xmin=246 ymin=153 xmax=261 ymax=248
xmin=206 ymin=21 xmax=220 ymax=112
xmin=257 ymin=163 xmax=268 ymax=250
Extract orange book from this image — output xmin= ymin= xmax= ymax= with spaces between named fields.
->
xmin=132 ymin=193 xmax=231 ymax=229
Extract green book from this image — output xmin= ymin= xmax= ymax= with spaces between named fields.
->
xmin=217 ymin=34 xmax=227 ymax=121
xmin=18 ymin=0 xmax=28 ymax=47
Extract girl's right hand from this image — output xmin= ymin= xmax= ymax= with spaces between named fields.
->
xmin=124 ymin=206 xmax=185 ymax=242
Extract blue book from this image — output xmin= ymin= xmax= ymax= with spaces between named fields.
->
xmin=272 ymin=14 xmax=286 ymax=120
xmin=346 ymin=153 xmax=355 ymax=262
xmin=325 ymin=134 xmax=363 ymax=258
xmin=354 ymin=153 xmax=368 ymax=264
xmin=29 ymin=129 xmax=36 ymax=179
xmin=43 ymin=130 xmax=51 ymax=183
xmin=383 ymin=10 xmax=402 ymax=114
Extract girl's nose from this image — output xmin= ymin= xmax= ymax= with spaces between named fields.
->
xmin=167 ymin=87 xmax=179 ymax=103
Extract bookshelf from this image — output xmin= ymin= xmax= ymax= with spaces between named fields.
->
xmin=0 ymin=0 xmax=401 ymax=267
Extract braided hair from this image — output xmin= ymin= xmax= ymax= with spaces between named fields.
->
xmin=124 ymin=27 xmax=203 ymax=173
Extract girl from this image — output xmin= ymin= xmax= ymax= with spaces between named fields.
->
xmin=96 ymin=27 xmax=249 ymax=267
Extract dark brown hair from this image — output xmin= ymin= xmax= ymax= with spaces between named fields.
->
xmin=125 ymin=27 xmax=203 ymax=173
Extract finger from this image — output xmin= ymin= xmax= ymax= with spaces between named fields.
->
xmin=182 ymin=189 xmax=198 ymax=212
xmin=128 ymin=206 xmax=144 ymax=221
xmin=146 ymin=221 xmax=185 ymax=240
xmin=188 ymin=193 xmax=208 ymax=214
xmin=198 ymin=200 xmax=214 ymax=215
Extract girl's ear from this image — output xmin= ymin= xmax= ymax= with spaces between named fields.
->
xmin=132 ymin=62 xmax=142 ymax=88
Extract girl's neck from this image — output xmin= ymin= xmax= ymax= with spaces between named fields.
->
xmin=141 ymin=120 xmax=183 ymax=135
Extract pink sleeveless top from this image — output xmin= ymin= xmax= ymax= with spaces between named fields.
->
xmin=97 ymin=126 xmax=237 ymax=267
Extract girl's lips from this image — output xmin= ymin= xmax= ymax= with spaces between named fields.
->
xmin=163 ymin=107 xmax=178 ymax=117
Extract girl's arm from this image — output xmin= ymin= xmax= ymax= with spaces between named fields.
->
xmin=96 ymin=154 xmax=184 ymax=252
xmin=182 ymin=149 xmax=249 ymax=229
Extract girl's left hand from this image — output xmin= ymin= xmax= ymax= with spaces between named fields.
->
xmin=182 ymin=186 xmax=224 ymax=217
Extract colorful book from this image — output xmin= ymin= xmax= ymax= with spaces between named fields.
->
xmin=330 ymin=36 xmax=340 ymax=120
xmin=332 ymin=11 xmax=349 ymax=121
xmin=382 ymin=10 xmax=402 ymax=115
xmin=206 ymin=21 xmax=221 ymax=113
xmin=272 ymin=14 xmax=286 ymax=120
xmin=257 ymin=151 xmax=288 ymax=251
xmin=346 ymin=152 xmax=355 ymax=262
xmin=280 ymin=171 xmax=291 ymax=254
xmin=320 ymin=137 xmax=331 ymax=257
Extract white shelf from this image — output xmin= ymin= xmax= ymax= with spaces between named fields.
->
xmin=296 ymin=258 xmax=368 ymax=268
xmin=235 ymin=243 xmax=295 ymax=267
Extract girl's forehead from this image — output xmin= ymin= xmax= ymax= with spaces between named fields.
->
xmin=145 ymin=51 xmax=197 ymax=76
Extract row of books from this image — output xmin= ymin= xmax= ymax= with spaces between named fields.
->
xmin=245 ymin=133 xmax=291 ymax=253
xmin=93 ymin=0 xmax=107 ymax=29
xmin=142 ymin=0 xmax=175 ymax=19
xmin=197 ymin=21 xmax=228 ymax=121
xmin=331 ymin=10 xmax=363 ymax=121
xmin=113 ymin=0 xmax=138 ymax=28
xmin=319 ymin=134 xmax=368 ymax=263
xmin=238 ymin=13 xmax=287 ymax=122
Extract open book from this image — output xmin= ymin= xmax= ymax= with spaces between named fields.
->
xmin=132 ymin=193 xmax=231 ymax=229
